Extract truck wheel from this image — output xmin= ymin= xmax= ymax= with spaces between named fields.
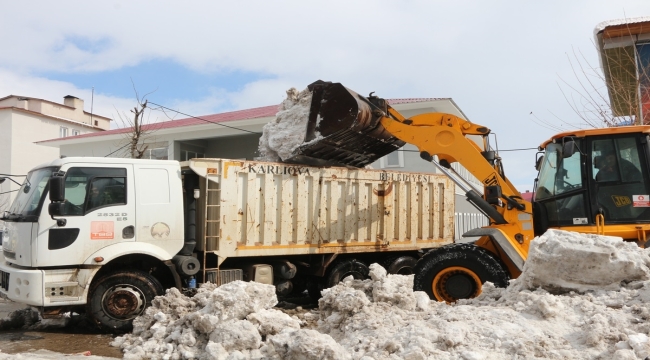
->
xmin=413 ymin=244 xmax=509 ymax=302
xmin=86 ymin=270 xmax=164 ymax=332
xmin=325 ymin=259 xmax=369 ymax=288
xmin=382 ymin=255 xmax=417 ymax=275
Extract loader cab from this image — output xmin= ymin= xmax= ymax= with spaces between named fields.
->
xmin=533 ymin=130 xmax=650 ymax=235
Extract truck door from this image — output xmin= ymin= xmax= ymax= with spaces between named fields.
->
xmin=588 ymin=134 xmax=650 ymax=223
xmin=133 ymin=165 xmax=183 ymax=256
xmin=35 ymin=165 xmax=135 ymax=267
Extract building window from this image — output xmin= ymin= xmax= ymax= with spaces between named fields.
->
xmin=145 ymin=147 xmax=168 ymax=160
xmin=380 ymin=150 xmax=404 ymax=168
xmin=59 ymin=127 xmax=68 ymax=138
xmin=181 ymin=150 xmax=205 ymax=161
xmin=72 ymin=130 xmax=80 ymax=136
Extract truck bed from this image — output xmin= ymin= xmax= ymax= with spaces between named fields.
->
xmin=187 ymin=159 xmax=454 ymax=262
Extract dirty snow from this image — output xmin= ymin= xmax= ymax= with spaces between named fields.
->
xmin=102 ymin=229 xmax=650 ymax=359
xmin=257 ymin=87 xmax=320 ymax=162
xmin=0 ymin=227 xmax=647 ymax=360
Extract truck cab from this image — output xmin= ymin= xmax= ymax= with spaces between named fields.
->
xmin=0 ymin=157 xmax=185 ymax=331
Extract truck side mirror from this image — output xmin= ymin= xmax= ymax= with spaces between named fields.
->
xmin=562 ymin=141 xmax=577 ymax=159
xmin=535 ymin=155 xmax=545 ymax=171
xmin=49 ymin=176 xmax=65 ymax=202
xmin=48 ymin=202 xmax=67 ymax=227
xmin=48 ymin=202 xmax=64 ymax=217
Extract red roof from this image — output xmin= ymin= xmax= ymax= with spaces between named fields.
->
xmin=41 ymin=98 xmax=443 ymax=143
xmin=520 ymin=191 xmax=534 ymax=202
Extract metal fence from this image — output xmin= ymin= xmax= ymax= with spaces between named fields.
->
xmin=454 ymin=212 xmax=488 ymax=240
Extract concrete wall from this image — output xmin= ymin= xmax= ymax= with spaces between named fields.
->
xmin=205 ymin=134 xmax=261 ymax=160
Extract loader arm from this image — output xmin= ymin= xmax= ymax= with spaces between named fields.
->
xmin=287 ymin=80 xmax=533 ymax=275
xmin=380 ymin=111 xmax=534 ymax=271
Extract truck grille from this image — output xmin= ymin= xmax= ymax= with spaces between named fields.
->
xmin=0 ymin=270 xmax=9 ymax=291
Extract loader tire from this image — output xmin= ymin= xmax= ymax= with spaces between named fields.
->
xmin=382 ymin=255 xmax=418 ymax=275
xmin=413 ymin=244 xmax=508 ymax=302
xmin=325 ymin=259 xmax=369 ymax=288
xmin=86 ymin=269 xmax=164 ymax=333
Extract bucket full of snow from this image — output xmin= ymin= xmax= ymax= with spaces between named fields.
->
xmin=283 ymin=80 xmax=405 ymax=168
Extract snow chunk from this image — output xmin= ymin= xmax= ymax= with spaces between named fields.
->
xmin=266 ymin=328 xmax=351 ymax=360
xmin=257 ymin=87 xmax=317 ymax=162
xmin=512 ymin=229 xmax=650 ymax=293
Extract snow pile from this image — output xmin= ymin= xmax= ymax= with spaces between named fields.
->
xmin=513 ymin=229 xmax=650 ymax=293
xmin=112 ymin=280 xmax=345 ymax=359
xmin=114 ymin=230 xmax=650 ymax=359
xmin=257 ymin=87 xmax=318 ymax=162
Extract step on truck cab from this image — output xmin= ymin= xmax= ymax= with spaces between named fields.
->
xmin=0 ymin=156 xmax=456 ymax=331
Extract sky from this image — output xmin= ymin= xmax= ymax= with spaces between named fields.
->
xmin=1 ymin=1 xmax=649 ymax=191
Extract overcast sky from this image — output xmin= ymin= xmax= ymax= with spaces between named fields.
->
xmin=1 ymin=1 xmax=649 ymax=191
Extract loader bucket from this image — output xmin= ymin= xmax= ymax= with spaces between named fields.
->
xmin=283 ymin=80 xmax=405 ymax=168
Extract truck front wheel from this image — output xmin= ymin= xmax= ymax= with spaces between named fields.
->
xmin=86 ymin=269 xmax=164 ymax=332
xmin=413 ymin=244 xmax=509 ymax=302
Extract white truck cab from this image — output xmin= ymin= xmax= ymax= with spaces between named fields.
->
xmin=0 ymin=157 xmax=186 ymax=331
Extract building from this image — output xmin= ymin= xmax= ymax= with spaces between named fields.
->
xmin=594 ymin=17 xmax=650 ymax=124
xmin=41 ymin=97 xmax=487 ymax=239
xmin=0 ymin=95 xmax=111 ymax=209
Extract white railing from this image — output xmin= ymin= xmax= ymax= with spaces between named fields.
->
xmin=454 ymin=212 xmax=488 ymax=240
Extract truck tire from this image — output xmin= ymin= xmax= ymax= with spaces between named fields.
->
xmin=413 ymin=244 xmax=509 ymax=302
xmin=325 ymin=259 xmax=369 ymax=288
xmin=86 ymin=269 xmax=164 ymax=333
xmin=382 ymin=255 xmax=417 ymax=275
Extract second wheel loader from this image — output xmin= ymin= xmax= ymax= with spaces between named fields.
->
xmin=289 ymin=80 xmax=650 ymax=302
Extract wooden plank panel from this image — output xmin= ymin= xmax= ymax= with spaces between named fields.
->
xmin=343 ymin=182 xmax=356 ymax=242
xmin=432 ymin=182 xmax=440 ymax=240
xmin=358 ymin=182 xmax=369 ymax=241
xmin=263 ymin=175 xmax=276 ymax=245
xmin=410 ymin=182 xmax=419 ymax=241
xmin=330 ymin=180 xmax=342 ymax=241
xmin=384 ymin=182 xmax=395 ymax=242
xmin=421 ymin=183 xmax=431 ymax=240
xmin=395 ymin=181 xmax=408 ymax=241
xmin=280 ymin=176 xmax=294 ymax=245
xmin=245 ymin=173 xmax=261 ymax=246
xmin=371 ymin=182 xmax=380 ymax=242
xmin=316 ymin=179 xmax=329 ymax=245
xmin=295 ymin=175 xmax=308 ymax=244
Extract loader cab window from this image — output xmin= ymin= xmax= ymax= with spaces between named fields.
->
xmin=61 ymin=167 xmax=127 ymax=216
xmin=534 ymin=139 xmax=588 ymax=227
xmin=590 ymin=136 xmax=650 ymax=222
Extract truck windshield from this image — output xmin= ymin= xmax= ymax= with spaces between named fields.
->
xmin=6 ymin=167 xmax=56 ymax=221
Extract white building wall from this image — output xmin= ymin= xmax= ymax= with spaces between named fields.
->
xmin=0 ymin=106 xmax=108 ymax=211
xmin=0 ymin=112 xmax=13 ymax=209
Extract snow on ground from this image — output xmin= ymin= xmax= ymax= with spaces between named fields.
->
xmin=256 ymin=87 xmax=317 ymax=162
xmin=103 ymin=229 xmax=650 ymax=359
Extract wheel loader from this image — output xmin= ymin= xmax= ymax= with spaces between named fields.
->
xmin=288 ymin=80 xmax=650 ymax=302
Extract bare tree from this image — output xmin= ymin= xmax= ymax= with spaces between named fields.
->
xmin=557 ymin=22 xmax=650 ymax=128
xmin=114 ymin=81 xmax=163 ymax=159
